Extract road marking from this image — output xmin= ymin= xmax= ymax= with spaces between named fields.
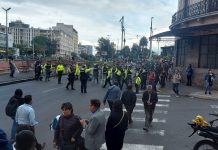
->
xmin=135 ymin=103 xmax=169 ymax=108
xmin=158 ymin=94 xmax=171 ymax=98
xmin=211 ymin=105 xmax=218 ymax=109
xmin=137 ymin=98 xmax=170 ymax=103
xmin=102 ymin=108 xmax=168 ymax=114
xmin=127 ymin=129 xmax=165 ymax=136
xmin=42 ymin=86 xmax=64 ymax=93
xmin=101 ymin=143 xmax=164 ymax=150
xmin=132 ymin=117 xmax=166 ymax=123
xmin=136 ymin=93 xmax=171 ymax=98
xmin=158 ymin=99 xmax=170 ymax=102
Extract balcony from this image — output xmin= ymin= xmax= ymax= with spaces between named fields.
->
xmin=171 ymin=0 xmax=218 ymax=27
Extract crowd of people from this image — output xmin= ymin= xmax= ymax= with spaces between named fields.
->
xmin=2 ymin=59 xmax=216 ymax=150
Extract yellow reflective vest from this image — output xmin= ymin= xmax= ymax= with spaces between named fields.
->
xmin=135 ymin=76 xmax=141 ymax=85
xmin=56 ymin=64 xmax=65 ymax=73
xmin=115 ymin=68 xmax=121 ymax=76
xmin=107 ymin=69 xmax=112 ymax=79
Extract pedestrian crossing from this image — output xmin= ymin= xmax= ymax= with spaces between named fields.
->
xmin=102 ymin=91 xmax=171 ymax=150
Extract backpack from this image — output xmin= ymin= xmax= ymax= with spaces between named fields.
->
xmin=5 ymin=97 xmax=19 ymax=119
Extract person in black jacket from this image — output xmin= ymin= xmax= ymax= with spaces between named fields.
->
xmin=121 ymin=84 xmax=136 ymax=124
xmin=142 ymin=85 xmax=158 ymax=131
xmin=80 ymin=65 xmax=88 ymax=93
xmin=66 ymin=65 xmax=76 ymax=90
xmin=53 ymin=102 xmax=83 ymax=150
xmin=105 ymin=100 xmax=128 ymax=150
xmin=5 ymin=89 xmax=24 ymax=142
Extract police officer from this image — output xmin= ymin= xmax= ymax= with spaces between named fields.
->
xmin=93 ymin=64 xmax=99 ymax=84
xmin=115 ymin=66 xmax=122 ymax=89
xmin=121 ymin=67 xmax=128 ymax=89
xmin=135 ymin=73 xmax=141 ymax=94
xmin=102 ymin=64 xmax=108 ymax=85
xmin=103 ymin=67 xmax=112 ymax=88
xmin=44 ymin=61 xmax=52 ymax=82
xmin=66 ymin=65 xmax=75 ymax=90
xmin=80 ymin=65 xmax=90 ymax=93
xmin=56 ymin=62 xmax=65 ymax=84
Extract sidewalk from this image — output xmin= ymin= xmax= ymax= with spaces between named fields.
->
xmin=0 ymin=71 xmax=35 ymax=86
xmin=159 ymin=82 xmax=218 ymax=100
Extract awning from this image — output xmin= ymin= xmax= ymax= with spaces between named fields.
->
xmin=151 ymin=30 xmax=174 ymax=39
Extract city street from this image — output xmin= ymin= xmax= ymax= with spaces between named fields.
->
xmin=0 ymin=77 xmax=218 ymax=150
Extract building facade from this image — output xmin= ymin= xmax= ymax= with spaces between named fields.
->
xmin=52 ymin=23 xmax=78 ymax=56
xmin=170 ymin=0 xmax=218 ymax=89
xmin=8 ymin=21 xmax=40 ymax=48
xmin=0 ymin=21 xmax=79 ymax=57
xmin=78 ymin=44 xmax=93 ymax=55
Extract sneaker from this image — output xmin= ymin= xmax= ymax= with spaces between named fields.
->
xmin=209 ymin=92 xmax=211 ymax=95
xmin=66 ymin=87 xmax=69 ymax=90
xmin=71 ymin=88 xmax=75 ymax=90
xmin=205 ymin=92 xmax=207 ymax=95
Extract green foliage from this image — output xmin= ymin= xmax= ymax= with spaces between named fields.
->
xmin=139 ymin=36 xmax=148 ymax=48
xmin=119 ymin=46 xmax=130 ymax=58
xmin=96 ymin=37 xmax=115 ymax=58
xmin=33 ymin=36 xmax=57 ymax=57
xmin=131 ymin=43 xmax=140 ymax=60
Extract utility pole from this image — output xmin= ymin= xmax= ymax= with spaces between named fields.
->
xmin=119 ymin=16 xmax=125 ymax=49
xmin=149 ymin=17 xmax=154 ymax=60
xmin=2 ymin=7 xmax=11 ymax=60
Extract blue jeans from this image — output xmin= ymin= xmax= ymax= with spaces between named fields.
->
xmin=205 ymin=81 xmax=212 ymax=93
xmin=173 ymin=83 xmax=179 ymax=95
xmin=11 ymin=120 xmax=17 ymax=140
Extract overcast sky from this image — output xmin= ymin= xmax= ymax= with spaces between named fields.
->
xmin=0 ymin=0 xmax=178 ymax=52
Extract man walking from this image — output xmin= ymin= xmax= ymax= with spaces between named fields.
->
xmin=15 ymin=95 xmax=45 ymax=150
xmin=103 ymin=81 xmax=121 ymax=111
xmin=142 ymin=85 xmax=158 ymax=131
xmin=121 ymin=84 xmax=137 ymax=124
xmin=80 ymin=99 xmax=106 ymax=150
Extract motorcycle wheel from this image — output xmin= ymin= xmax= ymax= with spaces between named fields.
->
xmin=193 ymin=140 xmax=217 ymax=150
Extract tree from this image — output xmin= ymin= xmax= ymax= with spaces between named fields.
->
xmin=80 ymin=53 xmax=89 ymax=60
xmin=96 ymin=37 xmax=115 ymax=59
xmin=139 ymin=36 xmax=148 ymax=48
xmin=120 ymin=46 xmax=130 ymax=58
xmin=33 ymin=36 xmax=57 ymax=57
xmin=131 ymin=43 xmax=140 ymax=60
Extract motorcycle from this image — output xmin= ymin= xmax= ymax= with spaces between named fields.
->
xmin=188 ymin=114 xmax=218 ymax=150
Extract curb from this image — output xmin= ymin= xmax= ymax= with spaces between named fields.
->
xmin=0 ymin=78 xmax=35 ymax=86
xmin=189 ymin=93 xmax=218 ymax=100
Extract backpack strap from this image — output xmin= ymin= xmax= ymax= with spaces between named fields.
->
xmin=113 ymin=111 xmax=125 ymax=128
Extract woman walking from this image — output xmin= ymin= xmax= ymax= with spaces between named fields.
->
xmin=105 ymin=100 xmax=128 ymax=150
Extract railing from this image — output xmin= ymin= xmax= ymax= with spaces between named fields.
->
xmin=172 ymin=0 xmax=218 ymax=25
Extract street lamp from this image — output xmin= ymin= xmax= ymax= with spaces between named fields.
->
xmin=2 ymin=7 xmax=11 ymax=60
xmin=149 ymin=17 xmax=154 ymax=60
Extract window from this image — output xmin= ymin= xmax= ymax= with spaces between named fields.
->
xmin=199 ymin=35 xmax=218 ymax=69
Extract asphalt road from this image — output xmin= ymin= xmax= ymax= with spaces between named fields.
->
xmin=0 ymin=77 xmax=218 ymax=150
